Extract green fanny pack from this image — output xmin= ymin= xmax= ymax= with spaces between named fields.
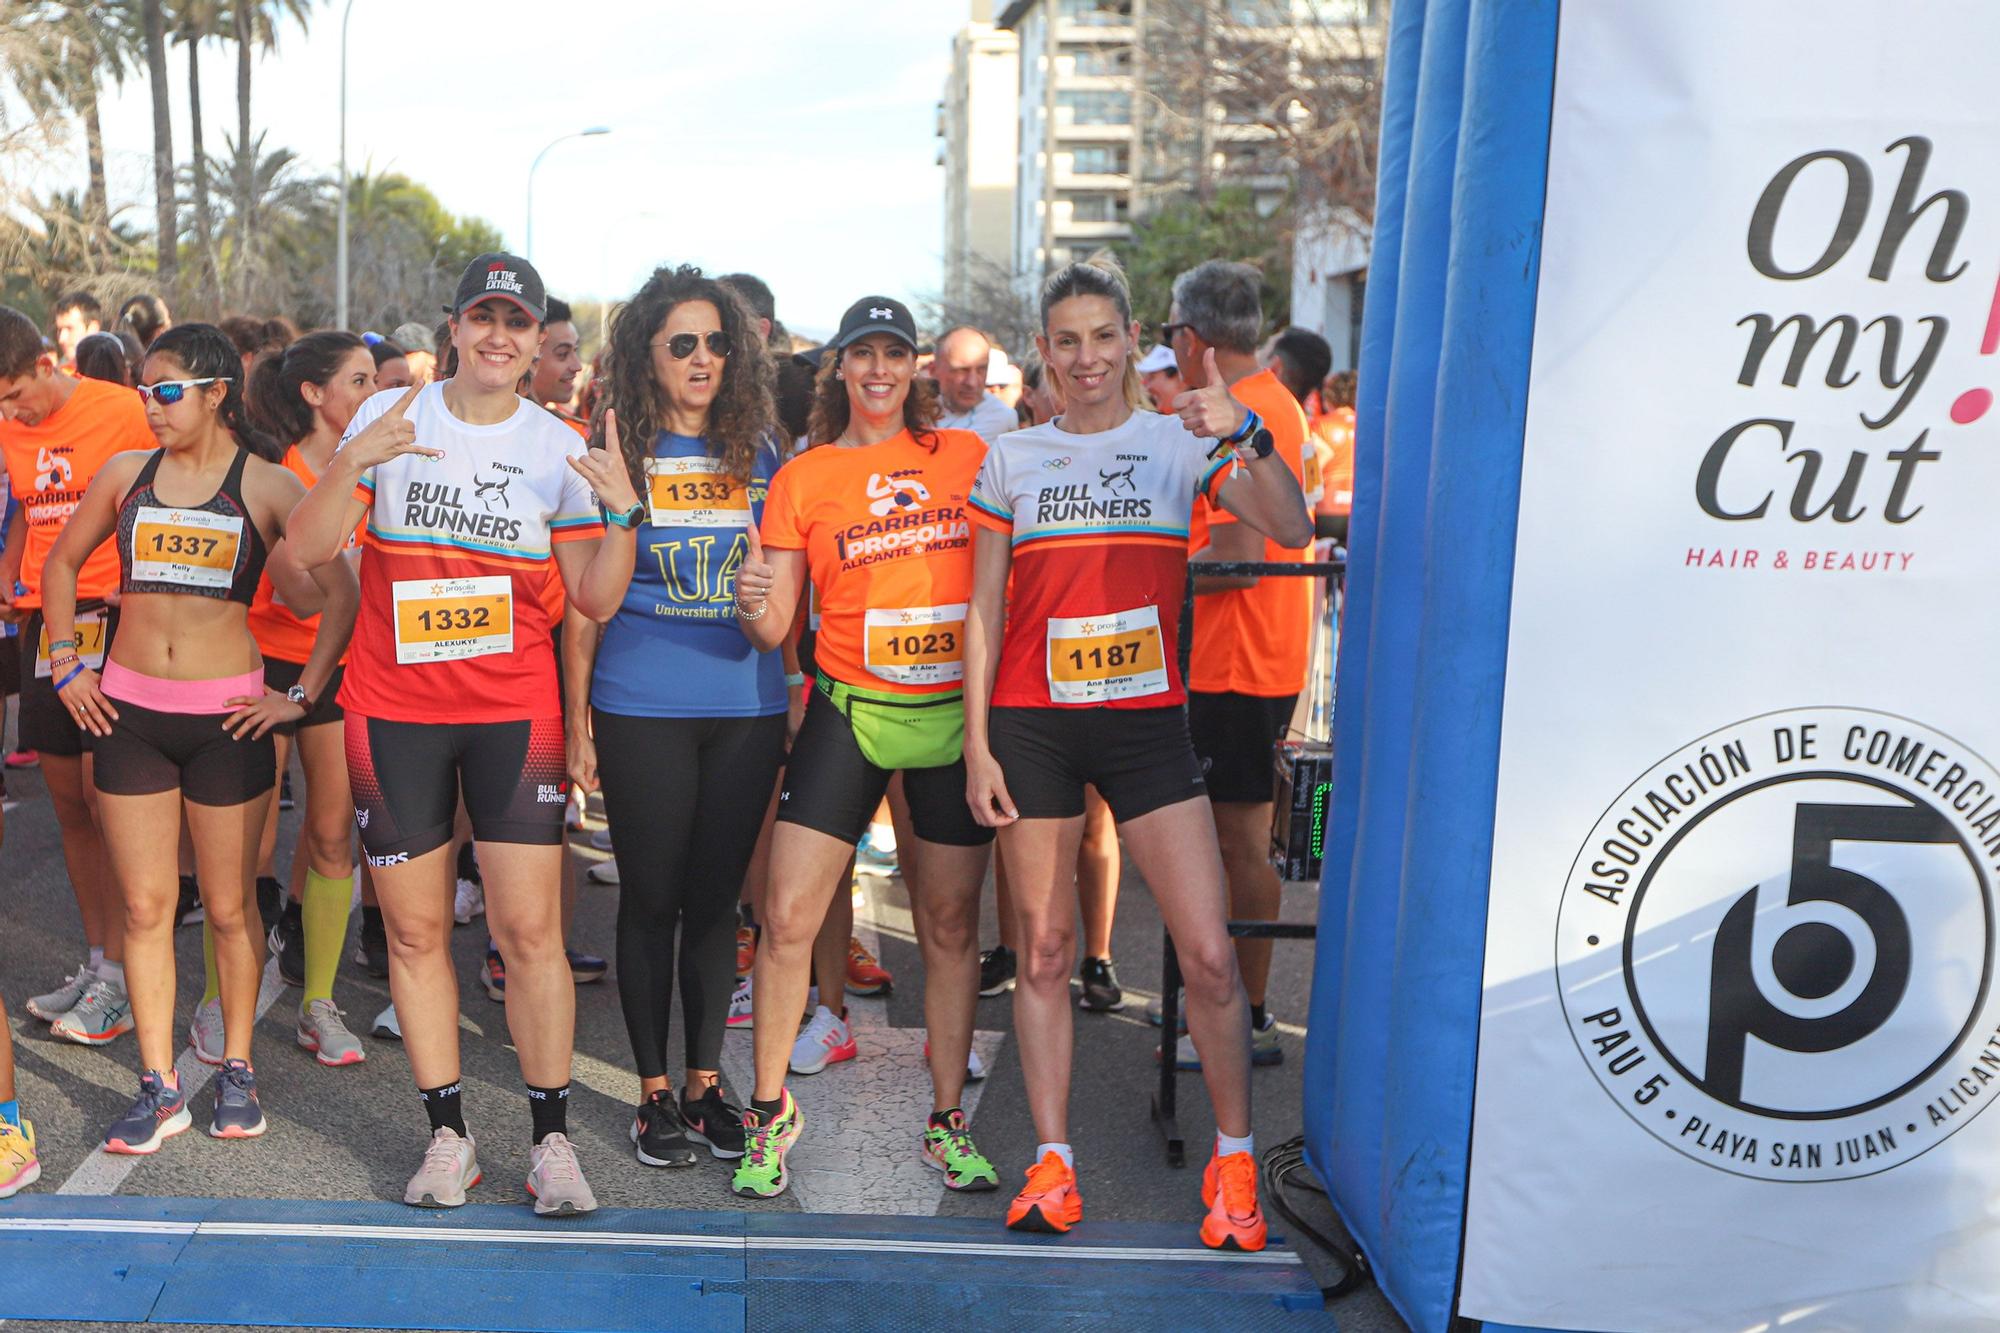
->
xmin=818 ymin=675 xmax=965 ymax=772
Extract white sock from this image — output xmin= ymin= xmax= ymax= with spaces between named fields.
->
xmin=1216 ymin=1131 xmax=1254 ymax=1159
xmin=1036 ymin=1141 xmax=1074 ymax=1168
xmin=97 ymin=959 xmax=126 ymax=989
xmin=807 ymin=984 xmax=818 ymax=1010
xmin=868 ymin=823 xmax=897 ymax=854
xmin=89 ymin=946 xmax=106 ymax=971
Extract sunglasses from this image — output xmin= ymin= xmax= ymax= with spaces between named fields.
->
xmin=1157 ymin=322 xmax=1194 ymax=344
xmin=136 ymin=377 xmax=231 ymax=405
xmin=653 ymin=331 xmax=733 ymax=360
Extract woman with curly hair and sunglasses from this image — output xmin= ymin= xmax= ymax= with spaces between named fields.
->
xmin=40 ymin=323 xmax=359 ymax=1154
xmin=563 ymin=265 xmax=786 ymax=1169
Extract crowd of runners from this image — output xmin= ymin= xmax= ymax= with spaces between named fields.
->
xmin=0 ymin=253 xmax=1357 ymax=1253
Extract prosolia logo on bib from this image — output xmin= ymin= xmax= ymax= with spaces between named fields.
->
xmin=1555 ymin=707 xmax=2000 ymax=1181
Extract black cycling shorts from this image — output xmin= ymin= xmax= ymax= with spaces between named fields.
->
xmin=93 ymin=698 xmax=276 ymax=806
xmin=345 ymin=714 xmax=568 ymax=864
xmin=777 ymin=691 xmax=992 ymax=849
xmin=988 ymin=704 xmax=1208 ymax=824
xmin=18 ymin=607 xmax=120 ymax=757
xmin=1186 ymin=690 xmax=1297 ymax=805
xmin=262 ymin=658 xmax=345 ymax=736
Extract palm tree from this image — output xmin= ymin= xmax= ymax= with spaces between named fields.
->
xmin=229 ymin=0 xmax=311 ymax=305
xmin=173 ymin=0 xmax=229 ymax=310
xmin=3 ymin=3 xmax=138 ymax=242
xmin=141 ymin=0 xmax=177 ymax=282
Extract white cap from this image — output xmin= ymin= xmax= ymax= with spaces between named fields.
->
xmin=1136 ymin=344 xmax=1178 ymax=375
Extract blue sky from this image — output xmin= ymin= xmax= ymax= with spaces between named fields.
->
xmin=71 ymin=1 xmax=976 ymax=337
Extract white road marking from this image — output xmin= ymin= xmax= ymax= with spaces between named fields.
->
xmin=57 ymin=958 xmax=288 ymax=1196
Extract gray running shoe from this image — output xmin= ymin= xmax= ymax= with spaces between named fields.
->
xmin=372 ymin=1003 xmax=402 ymax=1040
xmin=26 ymin=959 xmax=93 ymax=1021
xmin=405 ymin=1127 xmax=480 ymax=1207
xmin=209 ymin=1058 xmax=267 ymax=1138
xmin=188 ymin=996 xmax=225 ymax=1066
xmin=589 ymin=826 xmax=613 ymax=852
xmin=298 ymin=999 xmax=366 ymax=1067
xmin=526 ymin=1132 xmax=597 ymax=1216
xmin=50 ymin=975 xmax=133 ymax=1045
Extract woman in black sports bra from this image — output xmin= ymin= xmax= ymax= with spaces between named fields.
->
xmin=40 ymin=323 xmax=359 ymax=1155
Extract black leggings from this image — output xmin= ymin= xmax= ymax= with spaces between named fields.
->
xmin=595 ymin=709 xmax=787 ymax=1080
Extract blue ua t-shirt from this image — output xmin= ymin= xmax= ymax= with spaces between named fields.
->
xmin=590 ymin=432 xmax=785 ymax=718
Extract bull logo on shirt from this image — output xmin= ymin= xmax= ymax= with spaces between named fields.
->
xmin=1098 ymin=463 xmax=1136 ymax=497
xmin=473 ymin=468 xmax=513 ymax=513
xmin=34 ymin=447 xmax=72 ymax=492
xmin=867 ymin=471 xmax=930 ymax=517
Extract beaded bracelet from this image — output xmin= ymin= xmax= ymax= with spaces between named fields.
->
xmin=46 ymin=638 xmax=76 ymax=653
xmin=736 ymin=599 xmax=769 ymax=622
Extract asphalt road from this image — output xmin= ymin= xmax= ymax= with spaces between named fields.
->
xmin=0 ymin=703 xmax=1402 ymax=1333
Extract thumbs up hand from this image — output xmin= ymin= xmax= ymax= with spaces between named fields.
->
xmin=1171 ymin=347 xmax=1250 ymax=442
xmin=734 ymin=520 xmax=775 ymax=616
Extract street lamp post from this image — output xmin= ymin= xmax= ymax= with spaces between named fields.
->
xmin=525 ymin=127 xmax=611 ymax=263
xmin=335 ymin=0 xmax=357 ymax=329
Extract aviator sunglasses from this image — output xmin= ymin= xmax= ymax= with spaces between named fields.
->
xmin=652 ymin=331 xmax=733 ymax=359
xmin=137 ymin=377 xmax=231 ymax=406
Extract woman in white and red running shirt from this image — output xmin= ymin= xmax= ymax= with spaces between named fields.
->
xmin=288 ymin=253 xmax=640 ymax=1218
xmin=962 ymin=256 xmax=1310 ymax=1251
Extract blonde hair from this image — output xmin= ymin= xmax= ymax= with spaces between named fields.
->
xmin=1038 ymin=251 xmax=1150 ymax=412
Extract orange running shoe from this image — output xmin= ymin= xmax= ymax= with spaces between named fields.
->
xmin=736 ymin=925 xmax=756 ymax=978
xmin=845 ymin=936 xmax=893 ymax=996
xmin=1005 ymin=1151 xmax=1083 ymax=1234
xmin=1199 ymin=1149 xmax=1268 ymax=1252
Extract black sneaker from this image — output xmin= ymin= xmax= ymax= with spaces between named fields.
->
xmin=255 ymin=876 xmax=283 ymax=938
xmin=278 ymin=772 xmax=295 ymax=811
xmin=176 ymin=874 xmax=205 ymax=927
xmin=270 ymin=899 xmax=306 ymax=988
xmin=977 ymin=945 xmax=1016 ymax=997
xmin=681 ymin=1085 xmax=747 ymax=1159
xmin=630 ymin=1090 xmax=697 ymax=1167
xmin=354 ymin=907 xmax=390 ymax=979
xmin=1078 ymin=956 xmax=1126 ymax=1012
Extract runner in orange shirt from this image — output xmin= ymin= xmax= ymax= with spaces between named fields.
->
xmin=727 ymin=296 xmax=998 ymax=1200
xmin=1168 ymin=262 xmax=1316 ymax=1071
xmin=0 ymin=305 xmax=149 ymax=1044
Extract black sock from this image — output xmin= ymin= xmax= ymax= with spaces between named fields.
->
xmin=928 ymin=1106 xmax=963 ymax=1130
xmin=1251 ymin=1004 xmax=1268 ymax=1029
xmin=526 ymin=1083 xmax=570 ymax=1144
xmin=419 ymin=1081 xmax=466 ymax=1137
xmin=456 ymin=841 xmax=480 ymax=884
xmin=751 ymin=1095 xmax=784 ymax=1124
xmin=361 ymin=905 xmax=384 ymax=930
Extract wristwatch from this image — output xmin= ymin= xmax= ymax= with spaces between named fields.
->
xmin=1239 ymin=426 xmax=1276 ymax=461
xmin=286 ymin=684 xmax=313 ymax=711
xmin=605 ymin=500 xmax=646 ymax=529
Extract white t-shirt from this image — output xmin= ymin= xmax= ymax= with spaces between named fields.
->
xmin=938 ymin=392 xmax=1020 ymax=445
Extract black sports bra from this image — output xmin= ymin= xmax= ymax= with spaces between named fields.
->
xmin=116 ymin=448 xmax=270 ymax=606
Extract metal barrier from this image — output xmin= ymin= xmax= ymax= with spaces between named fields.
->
xmin=1152 ymin=557 xmax=1343 ymax=1167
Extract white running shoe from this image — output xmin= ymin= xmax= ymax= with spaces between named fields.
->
xmin=372 ymin=1003 xmax=402 ymax=1040
xmin=188 ymin=996 xmax=225 ymax=1066
xmin=26 ymin=959 xmax=93 ymax=1022
xmin=726 ymin=975 xmax=754 ymax=1030
xmin=50 ymin=975 xmax=134 ymax=1046
xmin=585 ymin=859 xmax=620 ymax=885
xmin=452 ymin=877 xmax=485 ymax=925
xmin=526 ymin=1133 xmax=598 ymax=1216
xmin=589 ymin=826 xmax=614 ymax=852
xmin=967 ymin=1043 xmax=989 ymax=1083
xmin=404 ymin=1127 xmax=480 ymax=1207
xmin=789 ymin=1005 xmax=858 ymax=1075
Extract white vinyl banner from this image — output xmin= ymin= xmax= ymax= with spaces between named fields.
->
xmin=1461 ymin=4 xmax=2000 ymax=1329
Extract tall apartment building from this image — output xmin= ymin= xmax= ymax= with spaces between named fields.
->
xmin=938 ymin=4 xmax=1022 ymax=313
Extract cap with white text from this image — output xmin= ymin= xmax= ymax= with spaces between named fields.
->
xmin=449 ymin=253 xmax=547 ymax=323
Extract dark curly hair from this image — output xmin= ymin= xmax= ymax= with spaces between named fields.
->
xmin=145 ymin=323 xmax=282 ymax=461
xmin=600 ymin=266 xmax=775 ymax=494
xmin=804 ymin=340 xmax=940 ymax=448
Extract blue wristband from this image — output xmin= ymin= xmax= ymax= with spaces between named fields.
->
xmin=53 ymin=663 xmax=84 ymax=692
xmin=1224 ymin=409 xmax=1262 ymax=446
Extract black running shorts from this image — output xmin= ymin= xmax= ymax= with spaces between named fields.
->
xmin=987 ymin=704 xmax=1209 ymax=824
xmin=344 ymin=714 xmax=568 ymax=863
xmin=1186 ymin=690 xmax=1297 ymax=805
xmin=261 ymin=658 xmax=346 ymax=736
xmin=93 ymin=698 xmax=277 ymax=806
xmin=777 ymin=691 xmax=993 ymax=848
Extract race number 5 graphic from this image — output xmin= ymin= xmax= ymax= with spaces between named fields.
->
xmin=1704 ymin=803 xmax=1937 ymax=1106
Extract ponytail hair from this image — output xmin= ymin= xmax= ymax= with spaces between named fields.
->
xmin=1037 ymin=251 xmax=1150 ymax=412
xmin=147 ymin=323 xmax=282 ymax=461
xmin=247 ymin=330 xmax=368 ymax=447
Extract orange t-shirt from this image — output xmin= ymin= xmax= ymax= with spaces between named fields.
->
xmin=1310 ymin=406 xmax=1355 ymax=517
xmin=1186 ymin=367 xmax=1313 ymax=698
xmin=760 ymin=427 xmax=986 ymax=697
xmin=247 ymin=444 xmax=359 ymax=666
xmin=1 ymin=376 xmax=152 ymax=607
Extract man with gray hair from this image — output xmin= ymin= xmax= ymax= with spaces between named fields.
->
xmin=928 ymin=325 xmax=1018 ymax=443
xmin=1160 ymin=260 xmax=1315 ymax=1071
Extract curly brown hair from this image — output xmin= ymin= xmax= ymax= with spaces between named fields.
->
xmin=599 ymin=266 xmax=775 ymax=494
xmin=803 ymin=341 xmax=941 ymax=448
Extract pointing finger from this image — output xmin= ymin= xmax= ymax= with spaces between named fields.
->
xmin=382 ymin=383 xmax=422 ymax=420
xmin=602 ymin=408 xmax=620 ymax=453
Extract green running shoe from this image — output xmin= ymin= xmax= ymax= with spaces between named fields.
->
xmin=922 ymin=1109 xmax=999 ymax=1192
xmin=731 ymin=1090 xmax=804 ymax=1199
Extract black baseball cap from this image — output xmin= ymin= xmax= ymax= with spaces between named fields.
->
xmin=830 ymin=296 xmax=917 ymax=352
xmin=448 ymin=253 xmax=546 ymax=322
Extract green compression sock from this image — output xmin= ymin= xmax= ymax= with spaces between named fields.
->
xmin=301 ymin=867 xmax=354 ymax=1004
xmin=201 ymin=922 xmax=221 ymax=1005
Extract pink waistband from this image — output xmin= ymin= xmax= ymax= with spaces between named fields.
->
xmin=101 ymin=661 xmax=265 ymax=715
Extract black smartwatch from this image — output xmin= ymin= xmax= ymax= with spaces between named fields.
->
xmin=1240 ymin=426 xmax=1276 ymax=461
